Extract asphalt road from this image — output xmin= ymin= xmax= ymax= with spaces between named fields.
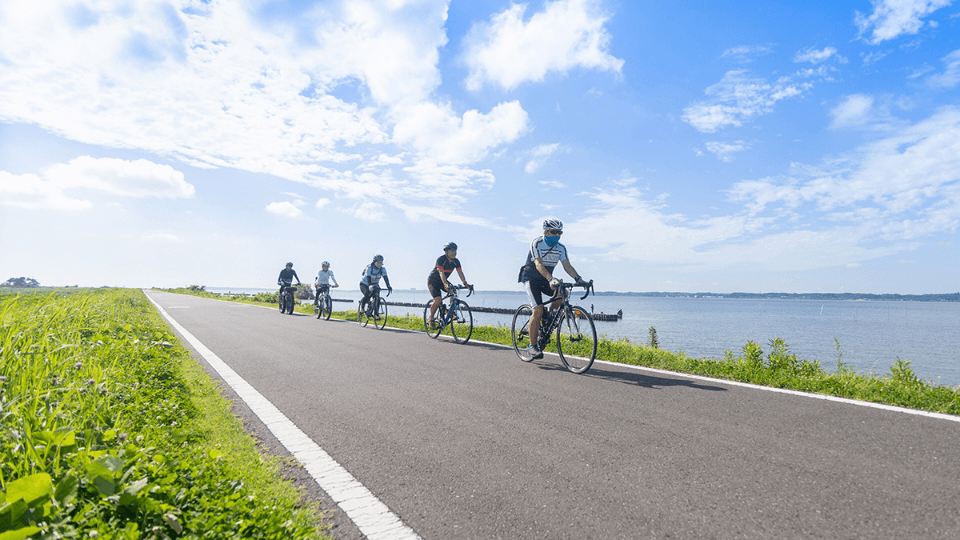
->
xmin=145 ymin=290 xmax=960 ymax=539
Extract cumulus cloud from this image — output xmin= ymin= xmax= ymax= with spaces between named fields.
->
xmin=705 ymin=141 xmax=749 ymax=162
xmin=682 ymin=70 xmax=812 ymax=133
xmin=927 ymin=48 xmax=960 ymax=89
xmin=0 ymin=171 xmax=92 ymax=211
xmin=392 ymin=101 xmax=529 ymax=164
xmin=720 ymin=45 xmax=772 ymax=63
xmin=830 ymin=94 xmax=877 ymax=129
xmin=43 ymin=156 xmax=194 ymax=198
xmin=141 ymin=232 xmax=185 ymax=243
xmin=855 ymin=0 xmax=953 ymax=43
xmin=266 ymin=201 xmax=304 ymax=218
xmin=462 ymin=0 xmax=624 ymax=91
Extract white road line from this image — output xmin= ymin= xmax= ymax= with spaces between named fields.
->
xmin=144 ymin=291 xmax=422 ymax=540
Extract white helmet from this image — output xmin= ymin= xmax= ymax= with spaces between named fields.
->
xmin=542 ymin=219 xmax=563 ymax=231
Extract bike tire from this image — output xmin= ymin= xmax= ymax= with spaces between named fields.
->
xmin=358 ymin=301 xmax=369 ymax=326
xmin=373 ymin=297 xmax=387 ymax=330
xmin=511 ymin=304 xmax=534 ymax=362
xmin=451 ymin=301 xmax=473 ymax=344
xmin=285 ymin=294 xmax=295 ymax=314
xmin=322 ymin=296 xmax=332 ymax=320
xmin=556 ymin=305 xmax=597 ymax=374
xmin=424 ymin=305 xmax=443 ymax=339
xmin=314 ymin=301 xmax=322 ymax=319
xmin=279 ymin=299 xmax=286 ymax=313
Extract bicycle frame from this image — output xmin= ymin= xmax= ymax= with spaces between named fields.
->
xmin=438 ymin=285 xmax=473 ymax=329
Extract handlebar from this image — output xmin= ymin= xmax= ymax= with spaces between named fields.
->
xmin=447 ymin=284 xmax=474 ymax=298
xmin=553 ymin=279 xmax=593 ymax=300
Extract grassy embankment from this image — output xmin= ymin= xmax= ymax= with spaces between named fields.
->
xmin=0 ymin=288 xmax=330 ymax=539
xmin=162 ymin=287 xmax=960 ymax=416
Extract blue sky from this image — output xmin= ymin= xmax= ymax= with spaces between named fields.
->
xmin=1 ymin=0 xmax=959 ymax=293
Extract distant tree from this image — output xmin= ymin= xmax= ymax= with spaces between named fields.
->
xmin=187 ymin=285 xmax=206 ymax=291
xmin=2 ymin=277 xmax=40 ymax=288
xmin=296 ymin=283 xmax=314 ymax=300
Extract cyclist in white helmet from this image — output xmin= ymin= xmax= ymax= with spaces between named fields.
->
xmin=314 ymin=261 xmax=339 ymax=308
xmin=520 ymin=219 xmax=588 ymax=359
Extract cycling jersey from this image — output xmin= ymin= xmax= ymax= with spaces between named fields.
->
xmin=428 ymin=256 xmax=461 ymax=283
xmin=360 ymin=264 xmax=388 ymax=286
xmin=315 ymin=269 xmax=338 ymax=287
xmin=278 ymin=268 xmax=300 ymax=285
xmin=521 ymin=236 xmax=567 ymax=282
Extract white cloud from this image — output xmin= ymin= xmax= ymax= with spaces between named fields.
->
xmin=538 ymin=180 xmax=567 ymax=188
xmin=266 ymin=201 xmax=304 ymax=218
xmin=392 ymin=101 xmax=529 ymax=164
xmin=0 ymin=171 xmax=92 ymax=211
xmin=682 ymin=70 xmax=812 ymax=133
xmin=720 ymin=45 xmax=772 ymax=63
xmin=855 ymin=0 xmax=953 ymax=44
xmin=794 ymin=47 xmax=843 ymax=64
xmin=524 ymin=143 xmax=561 ymax=173
xmin=462 ymin=0 xmax=624 ymax=91
xmin=43 ymin=156 xmax=194 ymax=198
xmin=927 ymin=48 xmax=960 ymax=89
xmin=315 ymin=198 xmax=331 ymax=209
xmin=830 ymin=94 xmax=876 ymax=129
xmin=705 ymin=141 xmax=749 ymax=162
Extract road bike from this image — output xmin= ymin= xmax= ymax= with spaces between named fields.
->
xmin=278 ymin=284 xmax=298 ymax=315
xmin=511 ymin=280 xmax=597 ymax=374
xmin=423 ymin=284 xmax=474 ymax=344
xmin=314 ymin=284 xmax=337 ymax=320
xmin=358 ymin=284 xmax=389 ymax=330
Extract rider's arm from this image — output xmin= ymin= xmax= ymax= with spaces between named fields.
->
xmin=383 ymin=275 xmax=392 ymax=290
xmin=330 ymin=272 xmax=339 ymax=287
xmin=561 ymin=259 xmax=581 ymax=281
xmin=534 ymin=257 xmax=552 ymax=281
xmin=292 ymin=270 xmax=300 ymax=284
xmin=456 ymin=268 xmax=469 ymax=287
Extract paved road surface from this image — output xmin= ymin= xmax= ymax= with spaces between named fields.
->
xmin=145 ymin=290 xmax=960 ymax=539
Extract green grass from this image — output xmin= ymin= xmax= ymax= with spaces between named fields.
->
xmin=161 ymin=287 xmax=960 ymax=416
xmin=0 ymin=288 xmax=330 ymax=539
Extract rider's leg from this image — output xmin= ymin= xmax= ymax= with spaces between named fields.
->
xmin=530 ymin=303 xmax=544 ymax=346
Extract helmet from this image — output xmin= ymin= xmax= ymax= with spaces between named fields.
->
xmin=373 ymin=254 xmax=384 ymax=263
xmin=322 ymin=261 xmax=330 ymax=267
xmin=444 ymin=242 xmax=457 ymax=251
xmin=286 ymin=262 xmax=293 ymax=267
xmin=542 ymin=219 xmax=563 ymax=231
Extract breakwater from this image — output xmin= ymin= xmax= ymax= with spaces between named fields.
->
xmin=383 ymin=301 xmax=622 ymax=322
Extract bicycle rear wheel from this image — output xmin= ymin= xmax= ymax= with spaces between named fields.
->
xmin=424 ymin=305 xmax=442 ymax=338
xmin=556 ymin=305 xmax=597 ymax=374
xmin=451 ymin=301 xmax=473 ymax=344
xmin=358 ymin=301 xmax=369 ymax=326
xmin=373 ymin=297 xmax=388 ymax=330
xmin=511 ymin=305 xmax=534 ymax=362
xmin=321 ymin=296 xmax=332 ymax=320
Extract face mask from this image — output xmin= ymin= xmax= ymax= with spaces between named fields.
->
xmin=544 ymin=235 xmax=560 ymax=247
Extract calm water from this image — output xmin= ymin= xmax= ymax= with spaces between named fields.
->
xmin=208 ymin=287 xmax=960 ymax=387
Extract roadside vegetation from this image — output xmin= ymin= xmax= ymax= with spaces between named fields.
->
xmin=0 ymin=288 xmax=329 ymax=539
xmin=161 ymin=287 xmax=960 ymax=416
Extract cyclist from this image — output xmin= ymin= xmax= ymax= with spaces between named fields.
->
xmin=427 ymin=242 xmax=471 ymax=329
xmin=277 ymin=262 xmax=301 ymax=296
xmin=520 ymin=219 xmax=588 ymax=359
xmin=314 ymin=261 xmax=339 ymax=308
xmin=359 ymin=254 xmax=392 ymax=316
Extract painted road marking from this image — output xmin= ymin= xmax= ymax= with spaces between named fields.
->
xmin=144 ymin=291 xmax=422 ymax=540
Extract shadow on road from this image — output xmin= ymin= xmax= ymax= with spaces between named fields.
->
xmin=532 ymin=361 xmax=727 ymax=392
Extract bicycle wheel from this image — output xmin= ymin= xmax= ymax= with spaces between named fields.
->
xmin=450 ymin=301 xmax=473 ymax=344
xmin=358 ymin=301 xmax=369 ymax=326
xmin=423 ymin=305 xmax=442 ymax=339
xmin=285 ymin=294 xmax=295 ymax=314
xmin=556 ymin=305 xmax=597 ymax=374
xmin=511 ymin=304 xmax=534 ymax=362
xmin=279 ymin=297 xmax=286 ymax=313
xmin=321 ymin=296 xmax=332 ymax=320
xmin=373 ymin=297 xmax=387 ymax=330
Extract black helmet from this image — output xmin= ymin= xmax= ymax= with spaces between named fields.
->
xmin=373 ymin=254 xmax=384 ymax=263
xmin=286 ymin=262 xmax=293 ymax=267
xmin=444 ymin=242 xmax=457 ymax=251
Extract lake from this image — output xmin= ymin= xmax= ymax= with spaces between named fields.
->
xmin=207 ymin=287 xmax=960 ymax=387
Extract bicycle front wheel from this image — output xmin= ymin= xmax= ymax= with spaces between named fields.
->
xmin=556 ymin=306 xmax=597 ymax=373
xmin=511 ymin=305 xmax=534 ymax=362
xmin=322 ymin=296 xmax=332 ymax=320
xmin=451 ymin=301 xmax=473 ymax=344
xmin=424 ymin=305 xmax=442 ymax=338
xmin=358 ymin=301 xmax=369 ymax=326
xmin=373 ymin=297 xmax=388 ymax=330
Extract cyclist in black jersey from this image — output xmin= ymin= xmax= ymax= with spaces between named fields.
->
xmin=427 ymin=242 xmax=471 ymax=329
xmin=520 ymin=219 xmax=588 ymax=359
xmin=277 ymin=262 xmax=301 ymax=295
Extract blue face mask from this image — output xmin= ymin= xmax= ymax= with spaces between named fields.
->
xmin=544 ymin=235 xmax=560 ymax=247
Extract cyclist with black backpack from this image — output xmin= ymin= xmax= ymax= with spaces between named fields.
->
xmin=519 ymin=219 xmax=588 ymax=359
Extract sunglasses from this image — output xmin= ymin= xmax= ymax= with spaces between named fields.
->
xmin=546 ymin=230 xmax=563 ymax=235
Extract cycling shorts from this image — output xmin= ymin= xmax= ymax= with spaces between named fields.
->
xmin=523 ymin=277 xmax=556 ymax=307
xmin=427 ymin=278 xmax=447 ymax=299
